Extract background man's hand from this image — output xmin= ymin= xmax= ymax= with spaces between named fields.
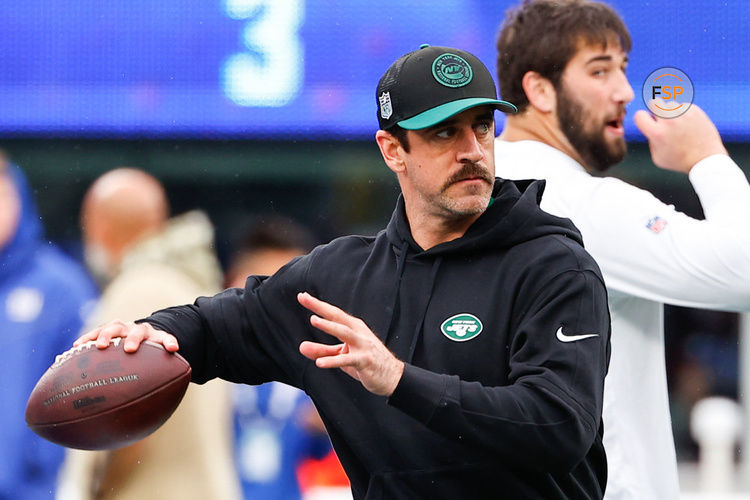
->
xmin=634 ymin=102 xmax=728 ymax=174
xmin=74 ymin=319 xmax=179 ymax=353
xmin=297 ymin=292 xmax=404 ymax=397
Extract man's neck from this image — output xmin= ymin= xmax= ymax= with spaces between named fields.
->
xmin=404 ymin=205 xmax=482 ymax=250
xmin=499 ymin=111 xmax=587 ymax=168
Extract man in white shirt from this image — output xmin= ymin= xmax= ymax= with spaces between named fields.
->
xmin=494 ymin=1 xmax=750 ymax=498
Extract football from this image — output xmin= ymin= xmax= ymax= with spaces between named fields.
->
xmin=25 ymin=338 xmax=191 ymax=450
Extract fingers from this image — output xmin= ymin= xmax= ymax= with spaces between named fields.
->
xmin=314 ymin=353 xmax=358 ymax=370
xmin=298 ymin=292 xmax=363 ymax=344
xmin=298 ymin=292 xmax=354 ymax=326
xmin=124 ymin=323 xmax=180 ymax=353
xmin=636 ymin=101 xmax=727 ymax=172
xmin=74 ymin=326 xmax=104 ymax=346
xmin=96 ymin=320 xmax=132 ymax=349
xmin=160 ymin=331 xmax=180 ymax=352
xmin=308 ymin=314 xmax=357 ymax=343
xmin=122 ymin=322 xmax=149 ymax=352
xmin=634 ymin=109 xmax=658 ymax=139
xmin=73 ymin=320 xmax=179 ymax=353
xmin=299 ymin=341 xmax=358 ymax=370
xmin=299 ymin=341 xmax=346 ymax=360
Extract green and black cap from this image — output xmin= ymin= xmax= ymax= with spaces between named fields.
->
xmin=376 ymin=44 xmax=516 ymax=131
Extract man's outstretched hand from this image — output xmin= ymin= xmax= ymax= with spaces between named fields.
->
xmin=297 ymin=292 xmax=404 ymax=397
xmin=635 ymin=102 xmax=728 ymax=174
xmin=74 ymin=319 xmax=179 ymax=353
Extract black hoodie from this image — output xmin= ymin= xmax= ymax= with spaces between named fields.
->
xmin=144 ymin=178 xmax=611 ymax=499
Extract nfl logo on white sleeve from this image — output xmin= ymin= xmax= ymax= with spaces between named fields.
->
xmin=646 ymin=216 xmax=668 ymax=234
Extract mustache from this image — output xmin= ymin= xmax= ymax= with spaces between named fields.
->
xmin=441 ymin=162 xmax=494 ymax=191
xmin=606 ymin=106 xmax=628 ymax=123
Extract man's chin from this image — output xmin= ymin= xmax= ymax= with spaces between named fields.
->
xmin=584 ymin=137 xmax=627 ymax=173
xmin=610 ymin=135 xmax=627 ymax=153
xmin=605 ymin=141 xmax=628 ymax=169
xmin=439 ymin=192 xmax=492 ymax=217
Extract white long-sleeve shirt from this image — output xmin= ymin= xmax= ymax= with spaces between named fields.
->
xmin=495 ymin=139 xmax=750 ymax=500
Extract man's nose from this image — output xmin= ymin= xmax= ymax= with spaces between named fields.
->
xmin=614 ymin=71 xmax=635 ymax=104
xmin=456 ymin=128 xmax=484 ymax=163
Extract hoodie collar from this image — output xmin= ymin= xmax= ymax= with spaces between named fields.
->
xmin=386 ymin=178 xmax=581 ymax=258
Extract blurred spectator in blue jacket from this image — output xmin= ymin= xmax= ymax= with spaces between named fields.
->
xmin=0 ymin=157 xmax=96 ymax=499
xmin=226 ymin=216 xmax=348 ymax=500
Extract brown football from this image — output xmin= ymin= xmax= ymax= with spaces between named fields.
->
xmin=25 ymin=338 xmax=191 ymax=450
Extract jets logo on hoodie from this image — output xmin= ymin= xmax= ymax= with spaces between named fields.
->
xmin=441 ymin=313 xmax=483 ymax=342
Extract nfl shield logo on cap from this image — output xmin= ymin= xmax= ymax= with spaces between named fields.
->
xmin=379 ymin=92 xmax=393 ymax=120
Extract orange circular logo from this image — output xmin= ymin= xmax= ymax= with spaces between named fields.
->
xmin=642 ymin=67 xmax=694 ymax=118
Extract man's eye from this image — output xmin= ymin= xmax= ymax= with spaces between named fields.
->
xmin=436 ymin=128 xmax=453 ymax=138
xmin=476 ymin=122 xmax=491 ymax=134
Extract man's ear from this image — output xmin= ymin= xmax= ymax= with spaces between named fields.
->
xmin=521 ymin=71 xmax=557 ymax=114
xmin=375 ymin=130 xmax=406 ymax=174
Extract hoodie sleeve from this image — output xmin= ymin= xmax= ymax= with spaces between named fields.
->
xmin=142 ymin=254 xmax=314 ymax=389
xmin=388 ymin=269 xmax=610 ymax=473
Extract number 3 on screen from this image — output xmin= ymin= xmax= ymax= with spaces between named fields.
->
xmin=222 ymin=0 xmax=304 ymax=107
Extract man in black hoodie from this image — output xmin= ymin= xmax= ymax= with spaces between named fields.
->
xmin=78 ymin=45 xmax=611 ymax=499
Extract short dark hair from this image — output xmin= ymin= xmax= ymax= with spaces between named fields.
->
xmin=496 ymin=0 xmax=631 ymax=113
xmin=225 ymin=215 xmax=317 ymax=287
xmin=234 ymin=215 xmax=316 ymax=255
xmin=384 ymin=124 xmax=411 ymax=153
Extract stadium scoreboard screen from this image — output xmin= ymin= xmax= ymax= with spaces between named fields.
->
xmin=0 ymin=0 xmax=747 ymax=139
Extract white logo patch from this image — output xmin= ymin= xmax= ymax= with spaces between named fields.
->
xmin=6 ymin=287 xmax=44 ymax=322
xmin=379 ymin=92 xmax=393 ymax=120
xmin=556 ymin=327 xmax=598 ymax=343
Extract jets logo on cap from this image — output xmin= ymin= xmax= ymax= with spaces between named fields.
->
xmin=379 ymin=92 xmax=393 ymax=120
xmin=432 ymin=53 xmax=473 ymax=88
xmin=441 ymin=313 xmax=483 ymax=342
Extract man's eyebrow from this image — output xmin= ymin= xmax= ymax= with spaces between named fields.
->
xmin=425 ymin=118 xmax=458 ymax=132
xmin=586 ymin=54 xmax=629 ymax=65
xmin=585 ymin=55 xmax=613 ymax=65
xmin=427 ymin=111 xmax=495 ymax=131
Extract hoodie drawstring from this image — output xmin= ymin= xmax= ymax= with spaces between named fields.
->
xmin=406 ymin=256 xmax=442 ymax=362
xmin=382 ymin=240 xmax=410 ymax=345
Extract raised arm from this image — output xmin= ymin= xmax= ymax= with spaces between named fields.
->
xmin=570 ymin=105 xmax=750 ymax=309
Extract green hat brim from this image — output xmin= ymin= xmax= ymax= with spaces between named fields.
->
xmin=397 ymin=98 xmax=517 ymax=130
